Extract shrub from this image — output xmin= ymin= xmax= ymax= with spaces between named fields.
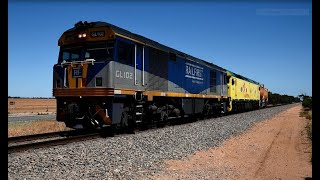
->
xmin=302 ymin=97 xmax=312 ymax=109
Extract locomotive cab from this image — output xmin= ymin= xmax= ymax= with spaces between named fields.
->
xmin=53 ymin=22 xmax=119 ymax=129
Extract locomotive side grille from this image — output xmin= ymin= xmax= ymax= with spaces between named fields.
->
xmin=147 ymin=47 xmax=168 ymax=91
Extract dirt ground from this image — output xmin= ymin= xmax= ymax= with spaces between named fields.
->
xmin=153 ymin=105 xmax=312 ymax=179
xmin=8 ymin=98 xmax=56 ymax=114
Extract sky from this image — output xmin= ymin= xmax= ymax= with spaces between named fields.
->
xmin=8 ymin=1 xmax=312 ymax=98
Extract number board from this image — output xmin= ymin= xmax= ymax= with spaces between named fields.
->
xmin=72 ymin=68 xmax=82 ymax=78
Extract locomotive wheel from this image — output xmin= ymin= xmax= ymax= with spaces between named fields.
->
xmin=157 ymin=111 xmax=168 ymax=128
xmin=120 ymin=111 xmax=135 ymax=134
xmin=202 ymin=104 xmax=212 ymax=119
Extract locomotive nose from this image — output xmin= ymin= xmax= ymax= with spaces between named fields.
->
xmin=60 ymin=63 xmax=89 ymax=88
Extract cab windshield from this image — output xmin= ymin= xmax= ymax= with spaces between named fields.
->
xmin=58 ymin=41 xmax=114 ymax=63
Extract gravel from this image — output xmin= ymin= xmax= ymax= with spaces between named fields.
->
xmin=8 ymin=104 xmax=298 ymax=180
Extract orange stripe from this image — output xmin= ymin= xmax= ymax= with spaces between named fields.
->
xmin=54 ymin=87 xmax=228 ymax=99
xmin=53 ymin=88 xmax=114 ymax=96
xmin=114 ymin=89 xmax=227 ymax=99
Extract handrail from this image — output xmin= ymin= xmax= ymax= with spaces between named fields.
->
xmin=60 ymin=59 xmax=95 ymax=67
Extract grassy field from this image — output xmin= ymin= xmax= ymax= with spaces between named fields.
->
xmin=8 ymin=98 xmax=56 ymax=114
xmin=8 ymin=98 xmax=64 ymax=137
xmin=8 ymin=120 xmax=69 ymax=137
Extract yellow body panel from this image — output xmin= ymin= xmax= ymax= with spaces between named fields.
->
xmin=227 ymin=72 xmax=259 ymax=101
xmin=227 ymin=71 xmax=259 ymax=111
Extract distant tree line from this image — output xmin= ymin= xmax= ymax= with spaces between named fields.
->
xmin=268 ymin=92 xmax=301 ymax=105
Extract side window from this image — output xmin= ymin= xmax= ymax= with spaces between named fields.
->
xmin=63 ymin=52 xmax=69 ymax=60
xmin=210 ymin=70 xmax=217 ymax=92
xmin=232 ymin=79 xmax=235 ymax=85
xmin=117 ymin=41 xmax=134 ymax=65
xmin=224 ymin=74 xmax=227 ymax=85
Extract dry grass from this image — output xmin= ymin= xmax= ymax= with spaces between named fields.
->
xmin=299 ymin=108 xmax=312 ymax=141
xmin=8 ymin=98 xmax=56 ymax=114
xmin=299 ymin=109 xmax=312 ymax=120
xmin=300 ymin=107 xmax=312 ymax=162
xmin=305 ymin=115 xmax=312 ymax=142
xmin=8 ymin=120 xmax=70 ymax=137
xmin=8 ymin=98 xmax=71 ymax=137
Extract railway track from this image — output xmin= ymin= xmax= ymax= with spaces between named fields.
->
xmin=8 ymin=130 xmax=73 ymax=143
xmin=8 ymin=129 xmax=103 ymax=154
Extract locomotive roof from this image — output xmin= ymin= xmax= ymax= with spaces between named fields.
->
xmin=66 ymin=21 xmax=226 ymax=72
xmin=227 ymin=70 xmax=260 ymax=85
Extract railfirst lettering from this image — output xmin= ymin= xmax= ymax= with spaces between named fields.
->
xmin=115 ymin=70 xmax=133 ymax=79
xmin=185 ymin=65 xmax=203 ymax=78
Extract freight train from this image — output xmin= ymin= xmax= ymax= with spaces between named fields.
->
xmin=53 ymin=21 xmax=268 ymax=132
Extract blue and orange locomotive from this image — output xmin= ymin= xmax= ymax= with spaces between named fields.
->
xmin=53 ymin=21 xmax=267 ymax=131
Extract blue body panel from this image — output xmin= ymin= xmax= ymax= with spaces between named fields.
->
xmin=114 ymin=36 xmax=225 ymax=95
xmin=86 ymin=62 xmax=109 ymax=83
xmin=168 ymin=57 xmax=211 ymax=94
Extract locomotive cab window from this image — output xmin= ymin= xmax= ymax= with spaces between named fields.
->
xmin=60 ymin=46 xmax=82 ymax=62
xmin=85 ymin=48 xmax=111 ymax=61
xmin=58 ymin=41 xmax=114 ymax=63
xmin=85 ymin=41 xmax=114 ymax=61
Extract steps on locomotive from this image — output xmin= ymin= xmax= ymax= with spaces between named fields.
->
xmin=135 ymin=103 xmax=144 ymax=123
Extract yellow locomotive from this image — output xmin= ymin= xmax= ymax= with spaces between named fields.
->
xmin=227 ymin=71 xmax=260 ymax=112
